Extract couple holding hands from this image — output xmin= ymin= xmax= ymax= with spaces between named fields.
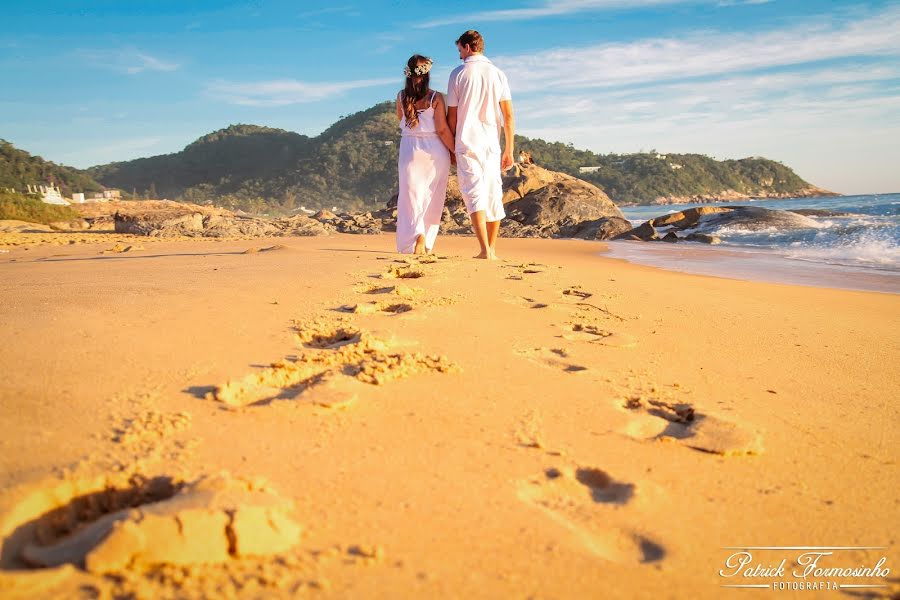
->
xmin=395 ymin=29 xmax=514 ymax=259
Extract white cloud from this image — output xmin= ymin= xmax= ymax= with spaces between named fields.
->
xmin=493 ymin=7 xmax=900 ymax=92
xmin=717 ymin=0 xmax=773 ymax=6
xmin=207 ymin=77 xmax=396 ymax=107
xmin=77 ymin=48 xmax=179 ymax=74
xmin=126 ymin=53 xmax=179 ymax=74
xmin=513 ymin=61 xmax=900 ymax=192
xmin=416 ymin=0 xmax=758 ymax=28
xmin=297 ymin=6 xmax=360 ymax=19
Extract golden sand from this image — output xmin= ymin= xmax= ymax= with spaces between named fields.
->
xmin=0 ymin=232 xmax=897 ymax=598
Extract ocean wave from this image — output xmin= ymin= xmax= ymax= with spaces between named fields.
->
xmin=782 ymin=232 xmax=900 ymax=271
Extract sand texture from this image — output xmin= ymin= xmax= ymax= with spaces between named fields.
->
xmin=0 ymin=232 xmax=897 ymax=598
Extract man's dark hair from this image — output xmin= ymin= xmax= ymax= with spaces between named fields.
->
xmin=455 ymin=30 xmax=484 ymax=53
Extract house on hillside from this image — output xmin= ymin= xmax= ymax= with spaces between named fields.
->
xmin=578 ymin=166 xmax=602 ymax=173
xmin=89 ymin=190 xmax=120 ymax=201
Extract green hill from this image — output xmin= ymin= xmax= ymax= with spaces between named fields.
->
xmin=86 ymin=104 xmax=401 ymax=213
xmin=0 ymin=139 xmax=104 ymax=196
xmin=515 ymin=137 xmax=821 ymax=203
xmin=2 ymin=102 xmax=829 ymax=213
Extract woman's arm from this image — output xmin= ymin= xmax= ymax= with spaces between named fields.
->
xmin=396 ymin=92 xmax=404 ymax=122
xmin=432 ymin=93 xmax=455 ymax=154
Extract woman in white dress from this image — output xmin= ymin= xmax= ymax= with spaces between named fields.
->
xmin=396 ymin=54 xmax=455 ymax=254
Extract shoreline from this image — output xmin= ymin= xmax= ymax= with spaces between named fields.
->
xmin=1 ymin=233 xmax=897 ymax=598
xmin=603 ymin=240 xmax=900 ymax=294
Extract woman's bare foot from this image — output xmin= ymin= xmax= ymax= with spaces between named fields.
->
xmin=414 ymin=235 xmax=426 ymax=255
xmin=474 ymin=251 xmax=490 ymax=259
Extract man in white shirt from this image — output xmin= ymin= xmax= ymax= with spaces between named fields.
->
xmin=447 ymin=30 xmax=515 ymax=260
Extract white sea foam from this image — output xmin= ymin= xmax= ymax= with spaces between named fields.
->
xmin=783 ymin=233 xmax=900 ymax=271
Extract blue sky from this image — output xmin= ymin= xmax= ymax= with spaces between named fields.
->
xmin=1 ymin=0 xmax=898 ymax=193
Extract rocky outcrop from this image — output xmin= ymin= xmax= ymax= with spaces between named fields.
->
xmin=111 ymin=201 xmax=332 ymax=238
xmin=387 ymin=165 xmax=627 ymax=241
xmin=115 ymin=210 xmax=205 ymax=236
xmin=616 ymin=205 xmax=825 ymax=244
xmin=312 ymin=210 xmax=387 ymax=235
xmin=647 ymin=206 xmax=733 ymax=229
xmin=647 ymin=185 xmax=838 ymax=205
xmin=101 ymin=165 xmax=636 ymax=242
xmin=501 ymin=164 xmax=625 ymax=239
xmin=685 ymin=233 xmax=722 ymax=244
xmin=562 ymin=217 xmax=633 ymax=241
xmin=789 ymin=208 xmax=854 ymax=217
xmin=614 ymin=221 xmax=658 ymax=241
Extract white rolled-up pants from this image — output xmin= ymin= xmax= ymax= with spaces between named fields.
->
xmin=456 ymin=148 xmax=505 ymax=222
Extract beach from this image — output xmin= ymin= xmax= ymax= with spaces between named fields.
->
xmin=0 ymin=232 xmax=897 ymax=598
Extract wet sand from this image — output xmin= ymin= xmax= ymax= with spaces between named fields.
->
xmin=606 ymin=240 xmax=900 ymax=294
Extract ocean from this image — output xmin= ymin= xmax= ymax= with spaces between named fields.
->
xmin=608 ymin=194 xmax=900 ymax=294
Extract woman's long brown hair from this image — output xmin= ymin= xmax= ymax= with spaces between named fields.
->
xmin=402 ymin=55 xmax=431 ymax=129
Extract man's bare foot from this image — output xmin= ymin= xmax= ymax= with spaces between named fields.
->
xmin=414 ymin=235 xmax=426 ymax=255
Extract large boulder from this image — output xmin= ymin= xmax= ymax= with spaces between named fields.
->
xmin=501 ymin=164 xmax=624 ymax=231
xmin=649 ymin=206 xmax=734 ymax=229
xmin=614 ymin=221 xmax=657 ymax=241
xmin=502 ymin=163 xmax=570 ymax=204
xmin=566 ymin=217 xmax=634 ymax=241
xmin=277 ymin=215 xmax=334 ymax=236
xmin=685 ymin=233 xmax=722 ymax=244
xmin=617 ymin=205 xmax=825 ymax=244
xmin=681 ymin=206 xmax=821 ymax=232
xmin=201 ymin=214 xmax=282 ymax=237
xmin=115 ymin=210 xmax=205 ymax=236
xmin=789 ymin=208 xmax=854 ymax=217
xmin=387 ymin=164 xmax=626 ymax=239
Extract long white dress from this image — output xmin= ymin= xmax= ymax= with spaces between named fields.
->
xmin=396 ymin=91 xmax=450 ymax=253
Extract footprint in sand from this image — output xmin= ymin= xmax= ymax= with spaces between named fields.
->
xmin=3 ymin=473 xmax=300 ymax=574
xmin=99 ymin=243 xmax=144 ymax=255
xmin=380 ymin=265 xmax=425 ymax=280
xmin=562 ymin=286 xmax=592 ymax=300
xmin=619 ymin=396 xmax=763 ymax=456
xmin=560 ymin=322 xmax=638 ymax=348
xmin=515 ymin=347 xmax=588 ymax=373
xmin=359 ymin=283 xmax=423 ymax=299
xmin=504 ymin=295 xmax=552 ymax=310
xmin=242 ymin=244 xmax=288 ymax=254
xmin=208 ymin=320 xmax=458 ymax=408
xmin=517 ymin=466 xmax=665 ymax=564
xmin=502 ymin=262 xmax=549 ymax=279
xmin=339 ymin=301 xmax=413 ymax=315
xmin=355 ymin=281 xmax=456 ymax=310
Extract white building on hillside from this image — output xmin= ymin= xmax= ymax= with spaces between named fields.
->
xmin=27 ymin=184 xmax=69 ymax=205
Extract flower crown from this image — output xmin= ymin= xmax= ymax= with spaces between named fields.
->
xmin=404 ymin=59 xmax=433 ymax=78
